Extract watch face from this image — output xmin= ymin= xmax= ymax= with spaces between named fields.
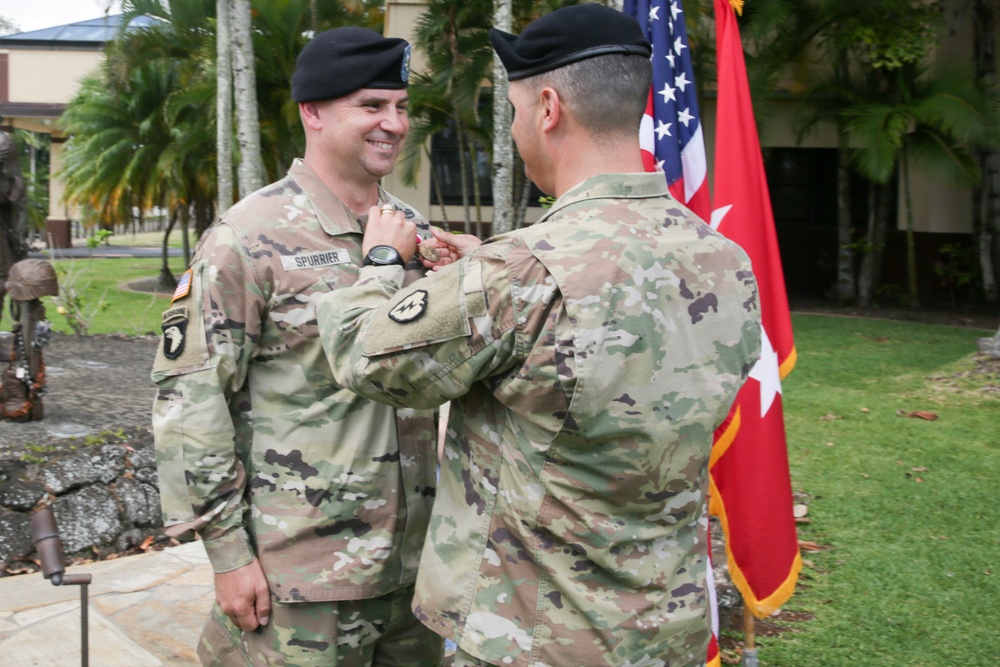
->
xmin=367 ymin=245 xmax=403 ymax=266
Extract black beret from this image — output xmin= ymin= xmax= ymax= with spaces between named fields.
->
xmin=489 ymin=4 xmax=651 ymax=81
xmin=292 ymin=27 xmax=412 ymax=102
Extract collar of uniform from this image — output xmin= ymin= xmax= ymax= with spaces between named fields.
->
xmin=287 ymin=158 xmax=363 ymax=236
xmin=536 ymin=172 xmax=671 ymax=225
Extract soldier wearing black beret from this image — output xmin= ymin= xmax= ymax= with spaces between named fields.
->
xmin=325 ymin=4 xmax=760 ymax=667
xmin=488 ymin=3 xmax=651 ymax=81
xmin=292 ymin=26 xmax=411 ymax=102
xmin=152 ymin=23 xmax=443 ymax=667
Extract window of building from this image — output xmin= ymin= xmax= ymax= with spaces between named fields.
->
xmin=764 ymin=147 xmax=839 ymax=228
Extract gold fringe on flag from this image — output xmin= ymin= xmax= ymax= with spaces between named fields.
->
xmin=728 ymin=0 xmax=744 ymax=15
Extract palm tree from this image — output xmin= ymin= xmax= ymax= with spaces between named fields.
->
xmin=404 ymin=0 xmax=575 ymax=234
xmin=248 ymin=0 xmax=366 ymax=179
xmin=970 ymin=0 xmax=999 ymax=305
xmin=847 ymin=64 xmax=998 ymax=307
xmin=111 ymin=0 xmax=372 ymax=230
xmin=407 ymin=0 xmax=494 ymax=233
xmin=14 ymin=129 xmax=50 ymax=236
xmin=60 ymin=60 xmax=183 ymax=287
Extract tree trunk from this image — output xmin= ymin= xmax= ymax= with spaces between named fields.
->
xmin=836 ymin=133 xmax=855 ymax=303
xmin=902 ymin=153 xmax=919 ymax=307
xmin=158 ymin=204 xmax=179 ymax=291
xmin=181 ymin=203 xmax=191 ymax=266
xmin=470 ymin=140 xmax=483 ymax=237
xmin=514 ymin=156 xmax=531 ymax=230
xmin=490 ymin=0 xmax=513 ymax=235
xmin=231 ymin=0 xmax=265 ymax=198
xmin=216 ymin=0 xmax=234 ymax=213
xmin=975 ymin=151 xmax=998 ymax=304
xmin=973 ymin=0 xmax=998 ymax=305
xmin=858 ymin=181 xmax=890 ymax=308
xmin=455 ymin=117 xmax=472 ymax=234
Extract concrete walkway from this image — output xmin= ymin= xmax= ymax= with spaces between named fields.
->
xmin=0 ymin=541 xmax=212 ymax=666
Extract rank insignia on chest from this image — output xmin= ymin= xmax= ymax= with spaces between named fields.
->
xmin=161 ymin=306 xmax=188 ymax=360
xmin=171 ymin=269 xmax=193 ymax=303
xmin=388 ymin=289 xmax=428 ymax=323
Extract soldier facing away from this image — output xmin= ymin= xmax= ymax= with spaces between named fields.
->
xmin=316 ymin=5 xmax=762 ymax=666
xmin=151 ymin=28 xmax=442 ymax=666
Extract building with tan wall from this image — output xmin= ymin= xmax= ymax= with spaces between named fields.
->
xmin=0 ymin=14 xmax=162 ymax=246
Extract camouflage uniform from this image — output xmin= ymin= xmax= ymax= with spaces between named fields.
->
xmin=151 ymin=159 xmax=440 ymax=665
xmin=318 ymin=172 xmax=762 ymax=667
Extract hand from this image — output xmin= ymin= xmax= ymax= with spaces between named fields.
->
xmin=421 ymin=227 xmax=483 ymax=271
xmin=365 ymin=205 xmax=417 ymax=263
xmin=214 ymin=559 xmax=271 ymax=633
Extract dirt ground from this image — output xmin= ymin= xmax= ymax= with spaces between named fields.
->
xmin=0 ymin=333 xmax=160 ymax=455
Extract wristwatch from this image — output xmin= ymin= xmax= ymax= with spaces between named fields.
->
xmin=362 ymin=245 xmax=406 ymax=267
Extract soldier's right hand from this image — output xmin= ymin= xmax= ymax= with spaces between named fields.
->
xmin=215 ymin=558 xmax=272 ymax=633
xmin=422 ymin=227 xmax=483 ymax=271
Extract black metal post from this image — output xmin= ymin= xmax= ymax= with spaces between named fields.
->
xmin=30 ymin=508 xmax=92 ymax=667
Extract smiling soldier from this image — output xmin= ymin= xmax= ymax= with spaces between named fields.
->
xmin=151 ymin=28 xmax=442 ymax=667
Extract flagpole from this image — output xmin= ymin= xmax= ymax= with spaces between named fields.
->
xmin=742 ymin=606 xmax=759 ymax=667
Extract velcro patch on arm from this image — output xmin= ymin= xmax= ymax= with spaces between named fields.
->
xmin=153 ymin=264 xmax=211 ymax=377
xmin=170 ymin=268 xmax=193 ymax=302
xmin=362 ymin=261 xmax=485 ymax=357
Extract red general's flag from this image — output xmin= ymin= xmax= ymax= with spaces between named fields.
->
xmin=708 ymin=0 xmax=801 ymax=618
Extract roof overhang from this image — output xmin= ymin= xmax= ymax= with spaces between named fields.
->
xmin=0 ymin=101 xmax=66 ymax=119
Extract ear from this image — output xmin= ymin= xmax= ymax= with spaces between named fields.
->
xmin=299 ymin=102 xmax=323 ymax=131
xmin=538 ymin=87 xmax=561 ymax=134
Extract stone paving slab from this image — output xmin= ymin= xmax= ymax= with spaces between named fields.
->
xmin=0 ymin=541 xmax=211 ymax=666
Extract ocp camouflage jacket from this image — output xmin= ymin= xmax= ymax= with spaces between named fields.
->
xmin=151 ymin=159 xmax=437 ymax=602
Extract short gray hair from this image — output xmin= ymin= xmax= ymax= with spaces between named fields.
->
xmin=523 ymin=54 xmax=651 ymax=138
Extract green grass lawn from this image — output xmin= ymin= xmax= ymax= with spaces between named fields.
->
xmin=39 ymin=256 xmax=188 ymax=337
xmin=758 ymin=314 xmax=999 ymax=667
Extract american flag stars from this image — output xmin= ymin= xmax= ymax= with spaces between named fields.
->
xmin=626 ymin=0 xmax=709 ymax=218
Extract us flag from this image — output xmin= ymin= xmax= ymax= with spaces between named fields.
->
xmin=624 ymin=0 xmax=710 ymax=223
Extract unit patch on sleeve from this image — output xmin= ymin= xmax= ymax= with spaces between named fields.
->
xmin=388 ymin=289 xmax=428 ymax=323
xmin=281 ymin=249 xmax=350 ymax=271
xmin=161 ymin=307 xmax=188 ymax=360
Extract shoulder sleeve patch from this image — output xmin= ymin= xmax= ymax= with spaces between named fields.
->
xmin=152 ymin=264 xmax=211 ymax=379
xmin=363 ymin=261 xmax=486 ymax=357
xmin=170 ymin=268 xmax=193 ymax=303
